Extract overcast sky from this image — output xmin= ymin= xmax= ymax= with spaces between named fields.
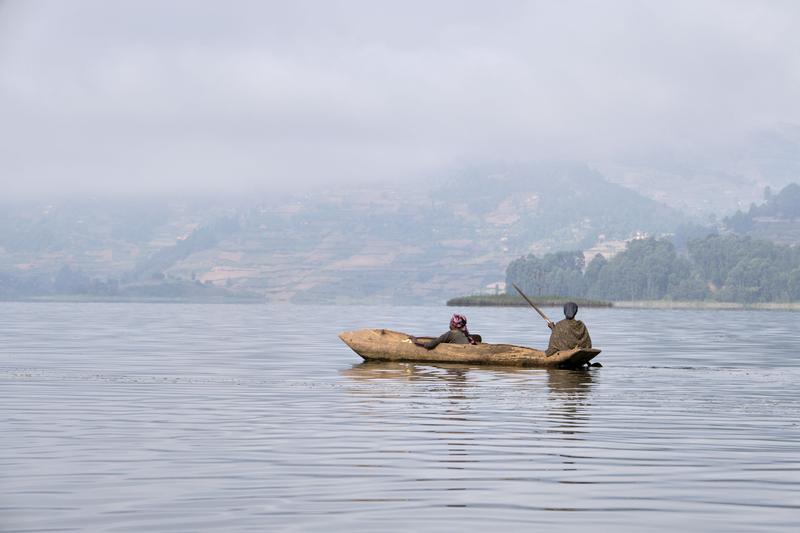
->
xmin=1 ymin=0 xmax=799 ymax=198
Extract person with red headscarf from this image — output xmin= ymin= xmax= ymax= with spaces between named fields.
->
xmin=411 ymin=313 xmax=480 ymax=350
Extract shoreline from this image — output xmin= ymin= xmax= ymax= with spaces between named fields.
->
xmin=612 ymin=300 xmax=800 ymax=311
xmin=0 ymin=295 xmax=265 ymax=304
xmin=447 ymin=293 xmax=800 ymax=311
xmin=1 ymin=297 xmax=799 ymax=310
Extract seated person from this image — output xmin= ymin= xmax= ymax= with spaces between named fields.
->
xmin=411 ymin=313 xmax=479 ymax=350
xmin=546 ymin=302 xmax=592 ymax=356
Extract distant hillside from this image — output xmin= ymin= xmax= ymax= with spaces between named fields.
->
xmin=724 ymin=182 xmax=800 ymax=244
xmin=442 ymin=162 xmax=683 ymax=252
xmin=0 ymin=163 xmax=686 ymax=303
xmin=154 ymin=163 xmax=685 ymax=303
xmin=601 ymin=124 xmax=800 ymax=217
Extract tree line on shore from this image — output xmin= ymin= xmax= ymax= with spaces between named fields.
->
xmin=0 ymin=265 xmax=256 ymax=301
xmin=506 ymin=234 xmax=800 ymax=303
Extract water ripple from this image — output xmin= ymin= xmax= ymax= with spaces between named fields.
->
xmin=1 ymin=303 xmax=799 ymax=532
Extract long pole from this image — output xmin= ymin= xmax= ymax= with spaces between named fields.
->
xmin=512 ymin=282 xmax=554 ymax=325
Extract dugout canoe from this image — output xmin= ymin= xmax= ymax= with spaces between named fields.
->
xmin=338 ymin=329 xmax=601 ymax=368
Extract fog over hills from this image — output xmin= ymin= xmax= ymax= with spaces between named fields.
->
xmin=2 ymin=1 xmax=800 ymax=301
xmin=601 ymin=124 xmax=800 ymax=216
xmin=3 ymin=163 xmax=800 ymax=304
xmin=1 ymin=163 xmax=689 ymax=302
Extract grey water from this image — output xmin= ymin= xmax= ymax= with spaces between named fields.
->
xmin=1 ymin=303 xmax=799 ymax=532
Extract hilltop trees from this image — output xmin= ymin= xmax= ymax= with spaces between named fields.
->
xmin=723 ymin=182 xmax=800 ymax=232
xmin=751 ymin=183 xmax=800 ymax=219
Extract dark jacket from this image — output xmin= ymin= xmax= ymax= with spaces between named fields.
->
xmin=546 ymin=319 xmax=592 ymax=356
xmin=423 ymin=329 xmax=471 ymax=350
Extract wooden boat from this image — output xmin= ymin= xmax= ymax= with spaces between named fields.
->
xmin=339 ymin=329 xmax=601 ymax=368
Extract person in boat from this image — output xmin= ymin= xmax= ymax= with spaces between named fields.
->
xmin=545 ymin=302 xmax=592 ymax=356
xmin=411 ymin=313 xmax=479 ymax=350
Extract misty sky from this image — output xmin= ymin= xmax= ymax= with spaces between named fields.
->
xmin=1 ymin=0 xmax=799 ymax=198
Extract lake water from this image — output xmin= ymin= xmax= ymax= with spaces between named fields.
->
xmin=2 ymin=302 xmax=799 ymax=532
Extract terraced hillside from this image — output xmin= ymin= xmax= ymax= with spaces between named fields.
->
xmin=1 ymin=164 xmax=685 ymax=303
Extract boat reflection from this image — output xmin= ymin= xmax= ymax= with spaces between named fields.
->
xmin=340 ymin=361 xmax=597 ymax=481
xmin=341 ymin=361 xmax=473 ymax=383
xmin=544 ymin=367 xmax=594 ymax=435
xmin=341 ymin=361 xmax=595 ymax=429
xmin=342 ymin=360 xmax=594 ymax=393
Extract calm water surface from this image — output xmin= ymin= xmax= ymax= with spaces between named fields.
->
xmin=2 ymin=303 xmax=799 ymax=532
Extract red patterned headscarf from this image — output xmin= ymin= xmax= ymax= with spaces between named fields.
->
xmin=450 ymin=313 xmax=477 ymax=345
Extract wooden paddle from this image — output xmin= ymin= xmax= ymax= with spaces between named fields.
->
xmin=511 ymin=283 xmax=555 ymax=327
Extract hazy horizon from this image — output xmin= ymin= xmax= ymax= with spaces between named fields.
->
xmin=2 ymin=0 xmax=800 ymax=200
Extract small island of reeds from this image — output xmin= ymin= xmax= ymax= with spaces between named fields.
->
xmin=446 ymin=294 xmax=613 ymax=307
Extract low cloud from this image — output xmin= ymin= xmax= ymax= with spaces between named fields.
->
xmin=1 ymin=0 xmax=799 ymax=197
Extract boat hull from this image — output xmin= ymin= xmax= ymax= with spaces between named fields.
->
xmin=338 ymin=329 xmax=600 ymax=368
